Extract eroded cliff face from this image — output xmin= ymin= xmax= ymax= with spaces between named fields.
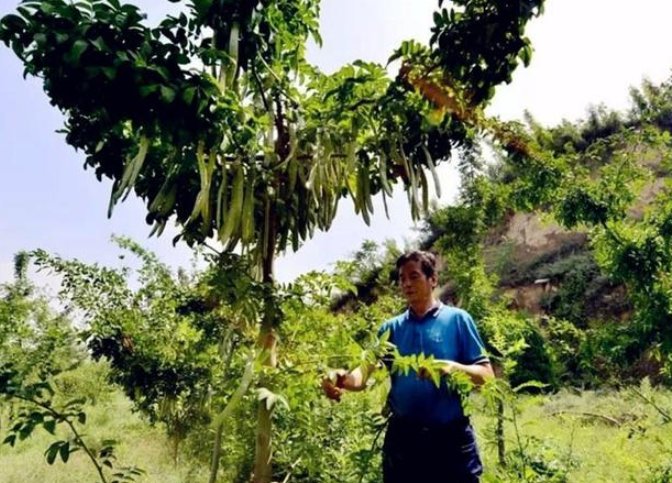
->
xmin=476 ymin=212 xmax=630 ymax=324
xmin=481 ymin=157 xmax=669 ymax=320
xmin=489 ymin=212 xmax=588 ymax=313
xmin=504 ymin=213 xmax=580 ymax=250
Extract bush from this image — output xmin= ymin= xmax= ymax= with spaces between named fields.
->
xmin=52 ymin=360 xmax=115 ymax=405
xmin=543 ymin=317 xmax=586 ymax=384
xmin=480 ymin=309 xmax=556 ymax=391
xmin=509 ymin=323 xmax=556 ymax=391
xmin=576 ymin=323 xmax=642 ymax=386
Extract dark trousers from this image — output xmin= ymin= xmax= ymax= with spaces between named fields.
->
xmin=382 ymin=417 xmax=483 ymax=483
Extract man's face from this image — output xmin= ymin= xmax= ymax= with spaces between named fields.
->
xmin=398 ymin=260 xmax=437 ymax=306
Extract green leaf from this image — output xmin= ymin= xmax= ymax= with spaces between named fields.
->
xmin=182 ymin=86 xmax=197 ymax=105
xmin=34 ymin=33 xmax=47 ymax=46
xmin=379 ymin=330 xmax=390 ymax=344
xmin=139 ymin=84 xmax=159 ymax=97
xmin=43 ymin=419 xmax=56 ymax=434
xmin=160 ymin=85 xmax=176 ymax=103
xmin=70 ymin=40 xmax=89 ymax=64
xmin=101 ymin=67 xmax=117 ymax=80
xmin=1 ymin=14 xmax=27 ymax=31
xmin=191 ymin=0 xmax=213 ymax=15
xmin=3 ymin=434 xmax=16 ymax=447
xmin=387 ymin=48 xmax=403 ymax=65
xmin=154 ymin=66 xmax=171 ymax=81
xmin=519 ymin=45 xmax=533 ymax=66
xmin=19 ymin=424 xmax=33 ymax=441
xmin=65 ymin=398 xmax=86 ymax=408
xmin=45 ymin=441 xmax=62 ymax=465
xmin=59 ymin=441 xmax=71 ymax=463
xmin=429 ymin=367 xmax=441 ymax=387
xmin=91 ymin=36 xmax=108 ymax=52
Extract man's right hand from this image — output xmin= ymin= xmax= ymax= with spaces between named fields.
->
xmin=321 ymin=369 xmax=348 ymax=402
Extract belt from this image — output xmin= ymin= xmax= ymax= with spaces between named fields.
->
xmin=388 ymin=415 xmax=470 ymax=434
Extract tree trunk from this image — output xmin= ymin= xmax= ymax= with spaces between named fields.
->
xmin=252 ymin=324 xmax=277 ymax=483
xmin=252 ymin=198 xmax=278 ymax=483
xmin=209 ymin=422 xmax=225 ymax=483
xmin=171 ymin=433 xmax=180 ymax=466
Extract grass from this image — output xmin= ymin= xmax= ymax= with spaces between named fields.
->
xmin=1 ymin=381 xmax=671 ymax=482
xmin=475 ymin=384 xmax=672 ymax=482
xmin=0 ymin=391 xmax=208 ymax=483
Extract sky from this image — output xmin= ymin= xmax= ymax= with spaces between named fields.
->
xmin=2 ymin=0 xmax=672 ymax=286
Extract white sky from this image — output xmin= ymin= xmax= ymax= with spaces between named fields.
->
xmin=2 ymin=0 xmax=672 ymax=286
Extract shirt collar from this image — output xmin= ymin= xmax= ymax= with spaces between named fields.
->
xmin=407 ymin=301 xmax=443 ymax=322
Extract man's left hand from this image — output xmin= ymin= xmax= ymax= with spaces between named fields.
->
xmin=438 ymin=360 xmax=459 ymax=376
xmin=417 ymin=360 xmax=458 ymax=380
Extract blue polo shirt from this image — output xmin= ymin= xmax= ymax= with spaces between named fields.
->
xmin=378 ymin=303 xmax=489 ymax=425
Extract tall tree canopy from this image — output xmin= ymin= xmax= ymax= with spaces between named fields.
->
xmin=0 ymin=0 xmax=544 ymax=259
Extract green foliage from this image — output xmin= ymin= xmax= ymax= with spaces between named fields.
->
xmin=330 ymin=239 xmax=403 ymax=310
xmin=420 ymin=73 xmax=672 ymax=384
xmin=537 ymin=252 xmax=606 ymax=326
xmin=53 ymin=361 xmax=115 ymax=406
xmin=429 ymin=0 xmax=545 ymax=104
xmin=21 ymin=2 xmax=672 ymax=479
xmin=0 ymin=364 xmax=144 ymax=483
xmin=575 ymin=323 xmax=644 ymax=385
xmin=650 ymin=464 xmax=672 ymax=483
xmin=3 ymin=243 xmax=404 ymax=481
xmin=0 ymin=0 xmax=546 ymax=263
xmin=543 ymin=317 xmax=586 ymax=384
xmin=0 ymin=255 xmax=81 ymax=379
xmin=3 ymin=381 xmax=671 ymax=482
xmin=5 ymin=238 xmax=672 ymax=481
xmin=389 ymin=349 xmax=476 ymax=412
xmin=499 ymin=436 xmax=577 ymax=482
xmin=629 ymin=78 xmax=672 ymax=132
xmin=256 ymin=274 xmax=398 ymax=482
xmin=480 ymin=309 xmax=555 ymax=390
xmin=0 ymin=253 xmax=141 ymax=482
xmin=31 ymin=238 xmax=267 ymax=461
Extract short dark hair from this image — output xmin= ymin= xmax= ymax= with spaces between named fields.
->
xmin=395 ymin=250 xmax=437 ymax=279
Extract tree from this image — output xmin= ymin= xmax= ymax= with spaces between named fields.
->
xmin=0 ymin=1 xmax=545 ymax=480
xmin=0 ymin=252 xmax=81 ymax=378
xmin=30 ymin=238 xmax=251 ymax=463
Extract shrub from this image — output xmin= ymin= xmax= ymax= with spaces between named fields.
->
xmin=53 ymin=360 xmax=115 ymax=405
xmin=480 ymin=309 xmax=556 ymax=391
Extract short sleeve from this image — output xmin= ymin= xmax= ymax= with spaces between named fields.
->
xmin=457 ymin=311 xmax=489 ymax=365
xmin=377 ymin=321 xmax=395 ymax=369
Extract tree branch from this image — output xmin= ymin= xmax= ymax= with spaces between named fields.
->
xmin=13 ymin=395 xmax=109 ymax=483
xmin=550 ymin=410 xmax=622 ymax=427
xmin=630 ymin=387 xmax=672 ymax=423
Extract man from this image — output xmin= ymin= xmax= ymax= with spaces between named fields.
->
xmin=322 ymin=250 xmax=494 ymax=482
